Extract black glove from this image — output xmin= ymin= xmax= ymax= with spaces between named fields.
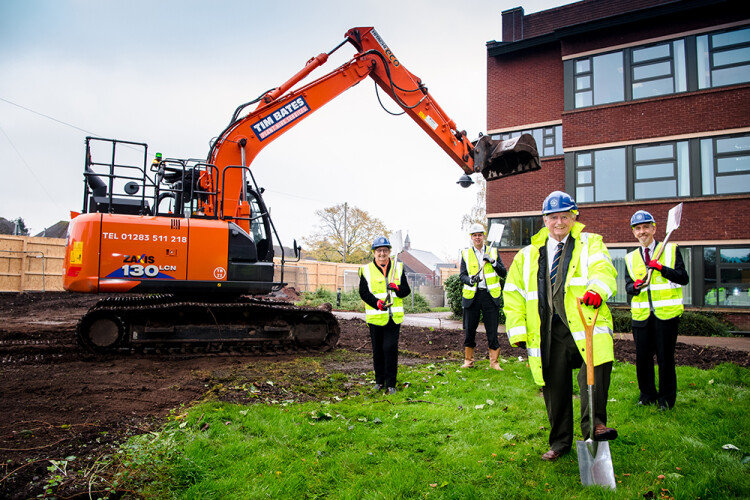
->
xmin=483 ymin=256 xmax=495 ymax=265
xmin=515 ymin=341 xmax=526 ymax=349
xmin=470 ymin=274 xmax=481 ymax=284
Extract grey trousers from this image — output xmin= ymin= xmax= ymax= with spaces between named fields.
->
xmin=542 ymin=316 xmax=612 ymax=453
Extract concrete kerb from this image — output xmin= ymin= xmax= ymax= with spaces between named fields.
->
xmin=332 ymin=311 xmax=750 ymax=353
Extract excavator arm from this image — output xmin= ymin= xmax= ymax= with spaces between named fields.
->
xmin=206 ymin=27 xmax=539 ymax=226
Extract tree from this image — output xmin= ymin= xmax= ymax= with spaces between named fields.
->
xmin=12 ymin=217 xmax=30 ymax=236
xmin=303 ymin=203 xmax=389 ymax=263
xmin=461 ymin=176 xmax=486 ymax=231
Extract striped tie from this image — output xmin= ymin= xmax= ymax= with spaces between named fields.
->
xmin=551 ymin=242 xmax=564 ymax=286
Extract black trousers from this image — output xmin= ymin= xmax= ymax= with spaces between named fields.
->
xmin=462 ymin=289 xmax=501 ymax=350
xmin=633 ymin=315 xmax=679 ymax=408
xmin=369 ymin=319 xmax=401 ymax=388
xmin=542 ymin=316 xmax=612 ymax=453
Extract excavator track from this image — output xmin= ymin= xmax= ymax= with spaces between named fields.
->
xmin=76 ymin=295 xmax=340 ymax=354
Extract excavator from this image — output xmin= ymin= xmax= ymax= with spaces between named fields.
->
xmin=63 ymin=26 xmax=540 ymax=353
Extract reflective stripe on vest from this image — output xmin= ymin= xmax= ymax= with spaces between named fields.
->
xmin=461 ymin=246 xmax=502 ymax=299
xmin=503 ymin=223 xmax=616 ymax=386
xmin=626 ymin=243 xmax=683 ymax=321
xmin=361 ymin=260 xmax=404 ymax=326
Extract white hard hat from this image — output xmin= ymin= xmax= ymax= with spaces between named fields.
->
xmin=468 ymin=223 xmax=486 ymax=235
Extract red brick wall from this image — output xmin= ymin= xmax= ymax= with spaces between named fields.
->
xmin=579 ymin=198 xmax=750 ymax=244
xmin=522 ymin=0 xmax=677 ymax=40
xmin=487 ymin=45 xmax=563 ymax=129
xmin=563 ymin=86 xmax=750 ymax=147
xmin=490 ymin=196 xmax=750 ymax=247
xmin=559 ymin=5 xmax=744 ymax=57
xmin=486 ymin=157 xmax=564 ymax=214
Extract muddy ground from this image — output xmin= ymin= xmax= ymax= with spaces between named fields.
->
xmin=0 ymin=292 xmax=747 ymax=499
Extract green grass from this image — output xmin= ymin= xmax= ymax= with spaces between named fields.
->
xmin=112 ymin=358 xmax=749 ymax=499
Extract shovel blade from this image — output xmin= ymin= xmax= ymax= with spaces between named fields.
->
xmin=577 ymin=439 xmax=616 ymax=490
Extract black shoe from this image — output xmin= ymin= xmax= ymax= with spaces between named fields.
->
xmin=385 ymin=387 xmax=396 ymax=395
xmin=593 ymin=424 xmax=618 ymax=441
xmin=658 ymin=403 xmax=670 ymax=411
xmin=373 ymin=384 xmax=383 ymax=391
xmin=637 ymin=399 xmax=656 ymax=407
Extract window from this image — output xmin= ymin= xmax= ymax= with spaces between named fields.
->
xmin=611 ymin=246 xmax=692 ymax=305
xmin=488 ymin=216 xmax=544 ymax=247
xmin=700 ymin=134 xmax=750 ymax=195
xmin=608 ymin=248 xmax=628 ymax=303
xmin=575 ymin=148 xmax=626 ymax=202
xmin=632 ymin=40 xmax=687 ymax=99
xmin=575 ymin=52 xmax=624 ymax=107
xmin=697 ymin=27 xmax=750 ymax=89
xmin=493 ymin=125 xmax=563 ymax=158
xmin=569 ymin=25 xmax=749 ymax=109
xmin=572 ymin=133 xmax=750 ymax=203
xmin=633 ymin=141 xmax=690 ymax=199
xmin=703 ymin=246 xmax=750 ymax=307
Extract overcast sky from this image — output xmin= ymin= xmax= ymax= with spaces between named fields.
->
xmin=0 ymin=0 xmax=572 ymax=261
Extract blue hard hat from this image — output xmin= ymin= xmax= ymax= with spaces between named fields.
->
xmin=371 ymin=236 xmax=391 ymax=250
xmin=542 ymin=191 xmax=578 ymax=215
xmin=630 ymin=210 xmax=655 ymax=226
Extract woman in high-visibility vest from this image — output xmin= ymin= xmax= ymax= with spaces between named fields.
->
xmin=359 ymin=236 xmax=411 ymax=395
xmin=625 ymin=210 xmax=689 ymax=410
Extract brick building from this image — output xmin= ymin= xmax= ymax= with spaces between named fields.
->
xmin=485 ymin=0 xmax=750 ymax=315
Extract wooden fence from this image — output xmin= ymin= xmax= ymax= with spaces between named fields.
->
xmin=0 ymin=235 xmax=66 ymax=292
xmin=0 ymin=235 xmax=458 ymax=294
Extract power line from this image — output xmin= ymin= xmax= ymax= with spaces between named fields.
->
xmin=0 ymin=96 xmax=100 ymax=136
xmin=0 ymin=124 xmax=64 ymax=214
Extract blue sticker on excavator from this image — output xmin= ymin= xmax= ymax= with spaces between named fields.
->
xmin=250 ymin=96 xmax=311 ymax=141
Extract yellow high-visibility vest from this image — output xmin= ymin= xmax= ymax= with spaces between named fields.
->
xmin=360 ymin=260 xmax=404 ymax=326
xmin=461 ymin=246 xmax=502 ymax=300
xmin=503 ymin=222 xmax=617 ymax=386
xmin=626 ymin=243 xmax=684 ymax=321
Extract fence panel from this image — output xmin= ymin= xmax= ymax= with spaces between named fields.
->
xmin=0 ymin=235 xmax=66 ymax=292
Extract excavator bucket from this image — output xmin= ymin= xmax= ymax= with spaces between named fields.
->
xmin=473 ymin=133 xmax=541 ymax=181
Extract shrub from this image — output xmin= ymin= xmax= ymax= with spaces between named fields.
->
xmin=299 ymin=288 xmax=364 ymax=312
xmin=443 ymin=274 xmax=505 ymax=323
xmin=403 ymin=291 xmax=431 ymax=314
xmin=678 ymin=311 xmax=731 ymax=337
xmin=610 ymin=308 xmax=632 ymax=333
xmin=609 ymin=307 xmax=732 ymax=337
xmin=444 ymin=274 xmax=463 ymax=318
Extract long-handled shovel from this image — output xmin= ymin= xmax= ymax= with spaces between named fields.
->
xmin=575 ymin=299 xmax=617 ymax=490
xmin=383 ymin=231 xmax=404 ymax=308
xmin=642 ymin=202 xmax=683 ymax=287
xmin=468 ymin=223 xmax=505 ymax=283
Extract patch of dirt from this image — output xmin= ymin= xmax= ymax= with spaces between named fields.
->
xmin=0 ymin=292 xmax=747 ymax=499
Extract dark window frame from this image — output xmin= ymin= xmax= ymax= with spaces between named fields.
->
xmin=492 ymin=124 xmax=563 ymax=158
xmin=566 ymin=25 xmax=750 ymax=110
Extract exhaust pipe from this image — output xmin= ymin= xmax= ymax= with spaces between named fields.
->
xmin=85 ymin=167 xmax=108 ymax=197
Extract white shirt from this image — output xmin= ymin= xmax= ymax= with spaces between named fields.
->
xmin=641 ymin=240 xmax=656 ymax=262
xmin=547 ymin=234 xmax=569 ymax=274
xmin=472 ymin=245 xmax=487 ymax=289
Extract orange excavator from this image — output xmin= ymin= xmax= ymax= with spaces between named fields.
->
xmin=63 ymin=27 xmax=540 ymax=353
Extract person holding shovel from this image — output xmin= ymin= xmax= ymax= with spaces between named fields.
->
xmin=359 ymin=235 xmax=411 ymax=395
xmin=503 ymin=191 xmax=618 ymax=461
xmin=459 ymin=223 xmax=507 ymax=370
xmin=625 ymin=210 xmax=689 ymax=410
